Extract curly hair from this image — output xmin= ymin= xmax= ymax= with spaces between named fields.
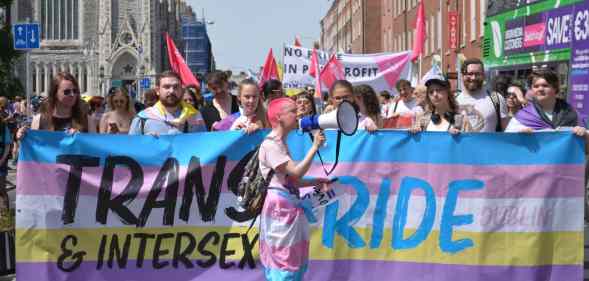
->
xmin=353 ymin=84 xmax=382 ymax=127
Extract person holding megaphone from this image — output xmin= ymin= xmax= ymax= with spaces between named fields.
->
xmin=258 ymin=97 xmax=335 ymax=281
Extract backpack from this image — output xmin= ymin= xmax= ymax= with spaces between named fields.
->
xmin=487 ymin=90 xmax=503 ymax=132
xmin=236 ymin=146 xmax=274 ymax=230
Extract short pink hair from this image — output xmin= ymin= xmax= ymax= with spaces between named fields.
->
xmin=267 ymin=97 xmax=295 ymax=128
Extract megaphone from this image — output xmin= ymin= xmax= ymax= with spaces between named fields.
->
xmin=299 ymin=100 xmax=359 ymax=136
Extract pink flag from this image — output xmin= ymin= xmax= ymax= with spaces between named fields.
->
xmin=258 ymin=48 xmax=280 ymax=88
xmin=320 ymin=54 xmax=345 ymax=90
xmin=309 ymin=48 xmax=322 ymax=98
xmin=165 ymin=33 xmax=200 ymax=88
xmin=411 ymin=0 xmax=425 ymax=62
xmin=294 ymin=36 xmax=302 ymax=47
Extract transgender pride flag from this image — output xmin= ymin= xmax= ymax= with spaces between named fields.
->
xmin=15 ymin=130 xmax=584 ymax=281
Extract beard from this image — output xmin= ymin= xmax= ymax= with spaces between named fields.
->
xmin=464 ymin=80 xmax=483 ymax=91
xmin=160 ymin=94 xmax=180 ymax=107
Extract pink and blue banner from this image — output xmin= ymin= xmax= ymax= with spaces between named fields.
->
xmin=16 ymin=130 xmax=585 ymax=281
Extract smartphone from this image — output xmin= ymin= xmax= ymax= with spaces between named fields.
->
xmin=109 ymin=123 xmax=119 ymax=131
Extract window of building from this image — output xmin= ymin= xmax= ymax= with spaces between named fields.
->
xmin=41 ymin=0 xmax=79 ymax=40
xmin=437 ymin=10 xmax=442 ymax=51
xmin=393 ymin=0 xmax=397 ymax=17
xmin=480 ymin=0 xmax=486 ymax=37
xmin=470 ymin=0 xmax=477 ymax=41
xmin=390 ymin=29 xmax=393 ymax=51
xmin=425 ymin=17 xmax=429 ymax=54
xmin=394 ymin=35 xmax=397 ymax=52
xmin=461 ymin=0 xmax=466 ymax=46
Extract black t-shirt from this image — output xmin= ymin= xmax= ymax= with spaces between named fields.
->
xmin=52 ymin=116 xmax=73 ymax=131
xmin=200 ymin=95 xmax=240 ymax=131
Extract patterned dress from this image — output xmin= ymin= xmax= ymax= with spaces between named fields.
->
xmin=258 ymin=137 xmax=311 ymax=281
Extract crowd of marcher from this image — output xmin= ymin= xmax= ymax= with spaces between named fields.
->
xmin=1 ymin=56 xmax=589 ymax=281
xmin=1 ymin=57 xmax=588 ymax=206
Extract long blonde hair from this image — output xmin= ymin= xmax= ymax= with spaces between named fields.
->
xmin=106 ymin=87 xmax=136 ymax=114
xmin=238 ymin=79 xmax=269 ymax=128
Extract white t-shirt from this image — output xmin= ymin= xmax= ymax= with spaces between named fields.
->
xmin=357 ymin=114 xmax=378 ymax=130
xmin=388 ymin=98 xmax=423 ymax=118
xmin=505 ymin=118 xmax=528 ymax=132
xmin=504 ymin=109 xmax=555 ymax=132
xmin=258 ymin=136 xmax=292 ymax=189
xmin=426 ymin=120 xmax=451 ymax=132
xmin=381 ymin=102 xmax=393 ymax=118
xmin=456 ymin=89 xmax=508 ymax=132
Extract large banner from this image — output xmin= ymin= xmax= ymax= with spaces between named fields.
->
xmin=282 ymin=45 xmax=412 ymax=95
xmin=16 ymin=130 xmax=584 ymax=281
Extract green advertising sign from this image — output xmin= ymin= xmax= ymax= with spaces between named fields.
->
xmin=483 ymin=0 xmax=583 ymax=68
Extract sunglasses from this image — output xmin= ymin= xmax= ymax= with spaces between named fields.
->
xmin=63 ymin=89 xmax=79 ymax=96
xmin=113 ymin=99 xmax=126 ymax=104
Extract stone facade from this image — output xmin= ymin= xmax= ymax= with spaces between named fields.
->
xmin=14 ymin=0 xmax=187 ymax=97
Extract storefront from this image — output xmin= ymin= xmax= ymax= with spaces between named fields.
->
xmin=483 ymin=0 xmax=589 ymax=122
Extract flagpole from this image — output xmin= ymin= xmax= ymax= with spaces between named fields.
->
xmin=282 ymin=42 xmax=286 ymax=82
xmin=419 ymin=54 xmax=423 ymax=81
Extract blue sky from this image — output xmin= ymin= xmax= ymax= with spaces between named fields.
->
xmin=186 ymin=0 xmax=330 ymax=72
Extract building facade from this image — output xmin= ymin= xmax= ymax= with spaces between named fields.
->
xmin=12 ymin=0 xmax=187 ymax=97
xmin=381 ymin=0 xmax=486 ymax=84
xmin=181 ymin=11 xmax=214 ymax=78
xmin=320 ymin=0 xmax=382 ymax=54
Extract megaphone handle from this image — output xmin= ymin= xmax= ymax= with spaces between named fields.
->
xmin=308 ymin=131 xmax=342 ymax=176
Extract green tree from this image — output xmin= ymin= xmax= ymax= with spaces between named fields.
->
xmin=0 ymin=0 xmax=24 ymax=99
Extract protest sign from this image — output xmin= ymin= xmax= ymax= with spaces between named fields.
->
xmin=16 ymin=130 xmax=584 ymax=281
xmin=282 ymin=45 xmax=329 ymax=94
xmin=283 ymin=45 xmax=412 ymax=95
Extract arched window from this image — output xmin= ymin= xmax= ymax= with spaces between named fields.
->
xmin=41 ymin=0 xmax=79 ymax=40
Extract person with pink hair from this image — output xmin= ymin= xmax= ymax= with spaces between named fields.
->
xmin=258 ymin=97 xmax=333 ymax=281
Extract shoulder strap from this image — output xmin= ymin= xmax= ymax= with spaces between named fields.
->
xmin=488 ymin=90 xmax=502 ymax=132
xmin=139 ymin=117 xmax=146 ymax=135
xmin=393 ymin=100 xmax=399 ymax=113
